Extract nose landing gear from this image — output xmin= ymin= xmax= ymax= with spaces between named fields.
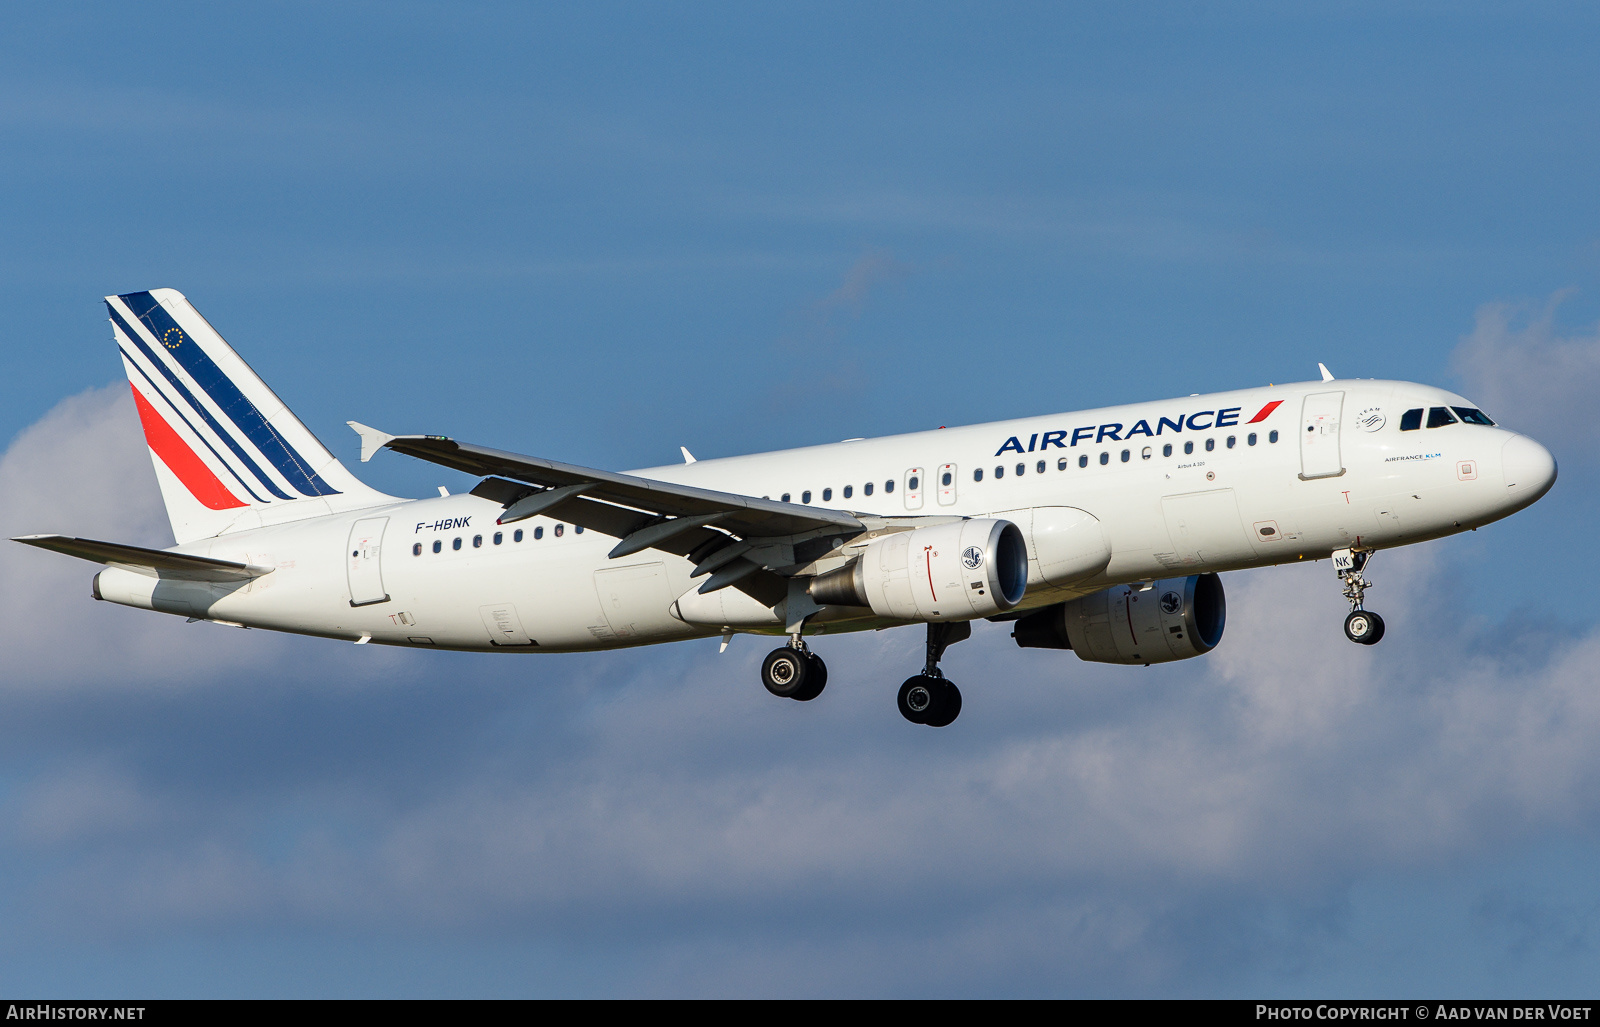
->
xmin=1334 ymin=548 xmax=1385 ymax=645
xmin=897 ymin=621 xmax=970 ymax=727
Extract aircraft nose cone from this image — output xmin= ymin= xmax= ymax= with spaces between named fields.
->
xmin=1501 ymin=434 xmax=1557 ymax=507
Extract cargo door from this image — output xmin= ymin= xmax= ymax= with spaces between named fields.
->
xmin=1161 ymin=489 xmax=1254 ymax=567
xmin=593 ymin=562 xmax=677 ymax=639
xmin=480 ymin=604 xmax=535 ymax=646
xmin=346 ymin=517 xmax=390 ymax=607
xmin=1299 ymin=391 xmax=1345 ymax=480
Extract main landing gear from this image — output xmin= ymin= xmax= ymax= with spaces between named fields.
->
xmin=897 ymin=621 xmax=970 ymax=728
xmin=1335 ymin=548 xmax=1385 ymax=645
xmin=758 ymin=620 xmax=971 ymax=726
xmin=761 ymin=639 xmax=827 ymax=702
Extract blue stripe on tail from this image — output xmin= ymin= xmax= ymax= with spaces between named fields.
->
xmin=119 ymin=345 xmax=273 ymax=505
xmin=108 ymin=304 xmax=296 ymax=501
xmin=115 ymin=292 xmax=340 ymax=498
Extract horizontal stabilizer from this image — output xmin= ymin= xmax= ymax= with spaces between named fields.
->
xmin=12 ymin=534 xmax=274 ymax=581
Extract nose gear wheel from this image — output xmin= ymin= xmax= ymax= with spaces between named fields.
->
xmin=1335 ymin=548 xmax=1385 ymax=646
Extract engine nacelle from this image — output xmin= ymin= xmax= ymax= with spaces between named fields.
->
xmin=810 ymin=518 xmax=1028 ymax=622
xmin=1011 ymin=573 xmax=1225 ymax=665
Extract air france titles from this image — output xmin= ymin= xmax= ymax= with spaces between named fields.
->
xmin=994 ymin=406 xmax=1248 ymax=457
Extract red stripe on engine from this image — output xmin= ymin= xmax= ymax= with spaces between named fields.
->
xmin=1246 ymin=400 xmax=1283 ymax=424
xmin=129 ymin=385 xmax=248 ymax=510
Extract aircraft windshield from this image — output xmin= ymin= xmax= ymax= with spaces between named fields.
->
xmin=1451 ymin=406 xmax=1495 ymax=426
xmin=1426 ymin=406 xmax=1458 ymax=428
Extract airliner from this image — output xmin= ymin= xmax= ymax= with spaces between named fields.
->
xmin=15 ymin=290 xmax=1557 ymax=726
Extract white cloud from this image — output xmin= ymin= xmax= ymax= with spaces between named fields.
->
xmin=0 ymin=384 xmax=365 ymax=690
xmin=1453 ymin=292 xmax=1600 ymax=460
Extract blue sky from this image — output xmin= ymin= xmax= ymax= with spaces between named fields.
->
xmin=2 ymin=1 xmax=1599 ymax=996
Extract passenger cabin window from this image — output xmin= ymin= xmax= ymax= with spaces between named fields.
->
xmin=1226 ymin=436 xmax=1236 ymax=449
xmin=413 ymin=543 xmax=422 ymax=556
xmin=1427 ymin=406 xmax=1458 ymax=428
xmin=864 ymin=482 xmax=874 ymax=496
xmin=533 ymin=527 xmax=542 ymax=539
xmin=452 ymin=537 xmax=462 ymax=551
xmin=1035 ymin=461 xmax=1045 ymax=474
xmin=1399 ymin=408 xmax=1424 ymax=431
xmin=843 ymin=485 xmax=853 ymax=498
xmin=1120 ymin=449 xmax=1130 ymax=462
xmin=493 ymin=532 xmax=503 ymax=545
xmin=1184 ymin=441 xmax=1194 ymax=455
xmin=1057 ymin=457 xmax=1068 ymax=470
xmin=942 ymin=471 xmax=953 ymax=486
xmin=1163 ymin=443 xmax=1173 ymax=457
xmin=1269 ymin=430 xmax=1280 ymax=443
xmin=822 ymin=488 xmax=832 ymax=501
xmin=1247 ymin=433 xmax=1257 ymax=446
xmin=554 ymin=524 xmax=564 ymax=537
xmin=974 ymin=468 xmax=984 ymax=481
xmin=781 ymin=493 xmax=791 ymax=503
xmin=1079 ymin=455 xmax=1088 ymax=468
xmin=1014 ymin=464 xmax=1023 ymax=477
xmin=575 ymin=525 xmax=583 ymax=533
xmin=995 ymin=465 xmax=1004 ymax=478
xmin=1099 ymin=452 xmax=1109 ymax=465
xmin=885 ymin=480 xmax=895 ymax=493
xmin=1142 ymin=447 xmax=1152 ymax=460
xmin=1203 ymin=439 xmax=1214 ymax=452
xmin=515 ymin=529 xmax=525 ymax=542
xmin=802 ymin=490 xmax=812 ymax=504
xmin=906 ymin=477 xmax=918 ymax=492
xmin=473 ymin=535 xmax=483 ymax=548
xmin=1453 ymin=407 xmax=1496 ymax=426
xmin=432 ymin=540 xmax=442 ymax=553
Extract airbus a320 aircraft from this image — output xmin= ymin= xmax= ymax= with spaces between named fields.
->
xmin=17 ymin=290 xmax=1557 ymax=726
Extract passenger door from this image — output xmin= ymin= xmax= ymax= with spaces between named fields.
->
xmin=1299 ymin=391 xmax=1345 ymax=480
xmin=346 ymin=517 xmax=390 ymax=607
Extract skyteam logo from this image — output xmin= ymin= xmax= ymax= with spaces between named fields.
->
xmin=961 ymin=546 xmax=984 ymax=570
xmin=993 ymin=400 xmax=1283 ymax=456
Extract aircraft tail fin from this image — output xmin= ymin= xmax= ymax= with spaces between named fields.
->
xmin=106 ymin=289 xmax=395 ymax=544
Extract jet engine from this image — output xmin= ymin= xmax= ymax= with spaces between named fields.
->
xmin=809 ymin=518 xmax=1028 ymax=621
xmin=1011 ymin=572 xmax=1225 ymax=665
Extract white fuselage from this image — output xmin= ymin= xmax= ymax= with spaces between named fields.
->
xmin=92 ymin=379 xmax=1551 ymax=652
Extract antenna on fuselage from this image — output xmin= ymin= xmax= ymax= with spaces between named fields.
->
xmin=1318 ymin=363 xmax=1335 ymax=382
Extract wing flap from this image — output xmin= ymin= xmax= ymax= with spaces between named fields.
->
xmin=13 ymin=534 xmax=273 ymax=581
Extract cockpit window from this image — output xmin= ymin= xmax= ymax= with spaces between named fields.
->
xmin=1452 ymin=406 xmax=1495 ymax=426
xmin=1399 ymin=408 xmax=1423 ymax=431
xmin=1426 ymin=406 xmax=1458 ymax=428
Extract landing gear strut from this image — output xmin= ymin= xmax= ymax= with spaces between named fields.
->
xmin=897 ymin=621 xmax=969 ymax=727
xmin=1335 ymin=548 xmax=1385 ymax=645
xmin=761 ymin=635 xmax=827 ymax=702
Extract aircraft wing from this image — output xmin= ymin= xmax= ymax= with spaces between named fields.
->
xmin=351 ymin=425 xmax=861 ymax=539
xmin=350 ymin=424 xmax=865 ymax=604
xmin=12 ymin=534 xmax=274 ymax=581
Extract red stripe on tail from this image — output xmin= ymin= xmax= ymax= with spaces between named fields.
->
xmin=130 ymin=385 xmax=248 ymax=510
xmin=1246 ymin=400 xmax=1283 ymax=424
